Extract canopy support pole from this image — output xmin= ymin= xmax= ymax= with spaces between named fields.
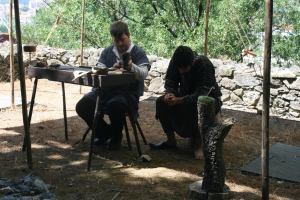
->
xmin=9 ymin=0 xmax=14 ymax=109
xmin=14 ymin=0 xmax=33 ymax=169
xmin=262 ymin=0 xmax=273 ymax=199
xmin=79 ymin=0 xmax=85 ymax=94
xmin=204 ymin=0 xmax=210 ymax=56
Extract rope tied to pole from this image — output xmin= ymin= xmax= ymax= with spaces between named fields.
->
xmin=224 ymin=0 xmax=256 ymax=57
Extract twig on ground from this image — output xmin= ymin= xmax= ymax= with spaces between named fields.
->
xmin=111 ymin=192 xmax=121 ymax=200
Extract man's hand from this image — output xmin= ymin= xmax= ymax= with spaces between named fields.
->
xmin=164 ymin=93 xmax=185 ymax=106
xmin=164 ymin=93 xmax=176 ymax=106
xmin=112 ymin=62 xmax=122 ymax=70
xmin=123 ymin=56 xmax=132 ymax=71
xmin=113 ymin=56 xmax=132 ymax=71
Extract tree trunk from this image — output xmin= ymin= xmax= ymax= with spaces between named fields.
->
xmin=197 ymin=96 xmax=235 ymax=193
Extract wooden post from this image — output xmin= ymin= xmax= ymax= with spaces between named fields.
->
xmin=9 ymin=0 xmax=14 ymax=109
xmin=79 ymin=0 xmax=85 ymax=94
xmin=262 ymin=0 xmax=273 ymax=199
xmin=14 ymin=0 xmax=33 ymax=169
xmin=204 ymin=0 xmax=210 ymax=56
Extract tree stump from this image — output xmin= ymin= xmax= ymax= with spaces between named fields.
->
xmin=189 ymin=96 xmax=235 ymax=200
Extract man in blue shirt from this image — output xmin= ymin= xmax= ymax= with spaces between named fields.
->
xmin=76 ymin=21 xmax=150 ymax=150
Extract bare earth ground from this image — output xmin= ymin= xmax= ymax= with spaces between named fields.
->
xmin=1 ymin=79 xmax=300 ymax=200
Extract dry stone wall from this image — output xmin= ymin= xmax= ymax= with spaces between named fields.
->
xmin=1 ymin=42 xmax=300 ymax=118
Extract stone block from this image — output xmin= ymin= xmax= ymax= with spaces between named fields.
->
xmin=87 ymin=56 xmax=98 ymax=67
xmin=218 ymin=65 xmax=233 ymax=77
xmin=233 ymin=88 xmax=243 ymax=97
xmin=289 ymin=109 xmax=300 ymax=117
xmin=210 ymin=59 xmax=223 ymax=68
xmin=290 ymin=101 xmax=300 ymax=111
xmin=242 ymin=91 xmax=261 ymax=106
xmin=148 ymin=77 xmax=165 ymax=93
xmin=272 ymin=98 xmax=285 ymax=108
xmin=147 ymin=55 xmax=159 ymax=64
xmin=282 ymin=94 xmax=297 ymax=101
xmin=278 ymin=86 xmax=289 ymax=93
xmin=47 ymin=59 xmax=64 ymax=66
xmin=220 ymin=78 xmax=236 ymax=90
xmin=270 ymin=89 xmax=279 ymax=96
xmin=270 ymin=78 xmax=283 ymax=87
xmin=234 ymin=73 xmax=260 ymax=87
xmin=149 ymin=70 xmax=160 ymax=77
xmin=289 ymin=77 xmax=300 ymax=91
xmin=271 ymin=69 xmax=296 ymax=78
xmin=254 ymin=86 xmax=263 ymax=93
xmin=188 ymin=181 xmax=230 ymax=200
xmin=220 ymin=89 xmax=230 ymax=102
xmin=216 ymin=75 xmax=222 ymax=83
xmin=230 ymin=93 xmax=244 ymax=105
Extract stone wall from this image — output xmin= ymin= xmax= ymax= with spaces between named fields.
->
xmin=1 ymin=42 xmax=300 ymax=118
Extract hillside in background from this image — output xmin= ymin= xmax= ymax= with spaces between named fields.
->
xmin=1 ymin=0 xmax=30 ymax=6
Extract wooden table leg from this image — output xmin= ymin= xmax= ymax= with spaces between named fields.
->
xmin=87 ymin=87 xmax=102 ymax=171
xmin=22 ymin=78 xmax=38 ymax=151
xmin=124 ymin=85 xmax=142 ymax=156
xmin=61 ymin=82 xmax=68 ymax=140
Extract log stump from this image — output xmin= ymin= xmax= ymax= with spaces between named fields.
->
xmin=189 ymin=96 xmax=235 ymax=200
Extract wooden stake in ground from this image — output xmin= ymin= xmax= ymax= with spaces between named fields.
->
xmin=204 ymin=0 xmax=210 ymax=57
xmin=9 ymin=0 xmax=14 ymax=109
xmin=189 ymin=96 xmax=235 ymax=199
xmin=79 ymin=0 xmax=85 ymax=94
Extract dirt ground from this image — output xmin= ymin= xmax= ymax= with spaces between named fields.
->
xmin=1 ymin=79 xmax=300 ymax=200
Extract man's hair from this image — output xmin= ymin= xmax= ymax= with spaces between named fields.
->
xmin=110 ymin=21 xmax=130 ymax=39
xmin=172 ymin=46 xmax=194 ymax=69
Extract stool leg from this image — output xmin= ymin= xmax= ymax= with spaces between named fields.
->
xmin=22 ymin=78 xmax=38 ymax=151
xmin=62 ymin=82 xmax=68 ymax=140
xmin=124 ymin=85 xmax=142 ymax=156
xmin=124 ymin=119 xmax=132 ymax=151
xmin=82 ymin=128 xmax=90 ymax=142
xmin=135 ymin=120 xmax=147 ymax=145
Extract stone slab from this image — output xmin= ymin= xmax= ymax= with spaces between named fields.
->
xmin=0 ymin=95 xmax=30 ymax=109
xmin=188 ymin=181 xmax=230 ymax=200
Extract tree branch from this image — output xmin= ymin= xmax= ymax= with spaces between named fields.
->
xmin=196 ymin=1 xmax=203 ymax=26
xmin=176 ymin=0 xmax=191 ymax=28
xmin=151 ymin=3 xmax=178 ymax=38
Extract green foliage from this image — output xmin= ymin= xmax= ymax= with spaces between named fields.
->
xmin=270 ymin=0 xmax=300 ymax=67
xmin=21 ymin=0 xmax=300 ymax=65
xmin=0 ymin=24 xmax=8 ymax=33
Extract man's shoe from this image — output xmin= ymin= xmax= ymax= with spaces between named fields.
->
xmin=93 ymin=138 xmax=107 ymax=146
xmin=149 ymin=142 xmax=176 ymax=150
xmin=107 ymin=140 xmax=122 ymax=150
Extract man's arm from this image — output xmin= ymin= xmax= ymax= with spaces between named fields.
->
xmin=130 ymin=63 xmax=148 ymax=81
xmin=164 ymin=58 xmax=180 ymax=96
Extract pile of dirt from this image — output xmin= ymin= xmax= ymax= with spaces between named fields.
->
xmin=0 ymin=79 xmax=300 ymax=199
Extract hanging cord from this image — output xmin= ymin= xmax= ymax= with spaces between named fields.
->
xmin=42 ymin=0 xmax=69 ymax=49
xmin=228 ymin=0 xmax=254 ymax=51
xmin=224 ymin=0 xmax=247 ymax=50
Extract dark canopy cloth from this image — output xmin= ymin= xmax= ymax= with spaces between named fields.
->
xmin=84 ymin=45 xmax=150 ymax=119
xmin=156 ymin=53 xmax=222 ymax=139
